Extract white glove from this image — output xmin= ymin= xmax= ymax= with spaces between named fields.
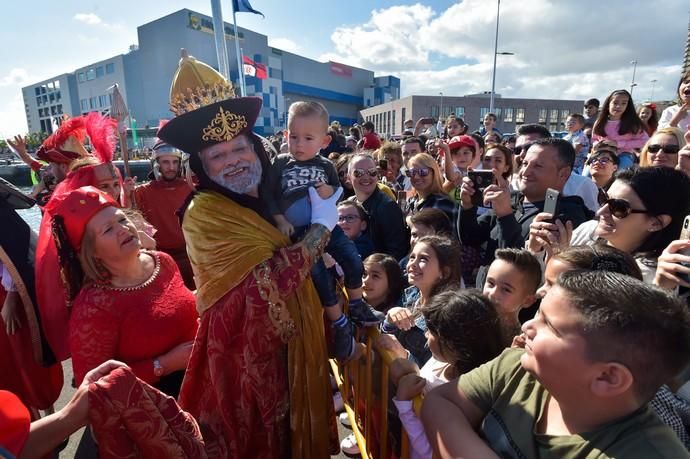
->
xmin=309 ymin=186 xmax=343 ymax=231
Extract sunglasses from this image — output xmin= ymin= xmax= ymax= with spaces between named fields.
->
xmin=647 ymin=144 xmax=680 ymax=154
xmin=586 ymin=156 xmax=613 ymax=166
xmin=353 ymin=168 xmax=379 ymax=178
xmin=338 ymin=214 xmax=361 ymax=223
xmin=405 ymin=167 xmax=432 ymax=178
xmin=513 ymin=143 xmax=534 ymax=155
xmin=603 ymin=198 xmax=648 ymax=219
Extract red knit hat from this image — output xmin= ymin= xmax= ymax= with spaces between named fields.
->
xmin=447 ymin=135 xmax=476 ymax=152
xmin=45 ymin=186 xmax=119 ymax=250
xmin=0 ymin=390 xmax=30 ymax=457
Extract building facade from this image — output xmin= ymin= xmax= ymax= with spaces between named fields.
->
xmin=360 ymin=93 xmax=584 ymax=138
xmin=22 ymin=8 xmax=399 ymax=136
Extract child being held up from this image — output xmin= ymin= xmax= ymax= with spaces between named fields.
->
xmin=422 ymin=270 xmax=690 ymax=458
xmin=268 ymin=101 xmax=382 ymax=360
xmin=482 ymin=248 xmax=541 ymax=345
xmin=390 ymin=289 xmax=504 ymax=459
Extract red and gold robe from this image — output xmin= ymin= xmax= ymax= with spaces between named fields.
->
xmin=179 ymin=191 xmax=337 ymax=458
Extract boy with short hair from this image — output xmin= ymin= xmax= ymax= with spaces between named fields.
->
xmin=361 ymin=121 xmax=381 ymax=150
xmin=482 ymin=248 xmax=540 ymax=345
xmin=422 ymin=270 xmax=690 ymax=458
xmin=564 ymin=113 xmax=590 ymax=174
xmin=268 ymin=101 xmax=382 ymax=359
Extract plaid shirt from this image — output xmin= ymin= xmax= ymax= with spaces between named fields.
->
xmin=650 ymin=385 xmax=690 ymax=450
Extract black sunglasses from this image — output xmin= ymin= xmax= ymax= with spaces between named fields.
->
xmin=405 ymin=167 xmax=432 ymax=178
xmin=603 ymin=198 xmax=648 ymax=219
xmin=353 ymin=168 xmax=379 ymax=178
xmin=647 ymin=144 xmax=680 ymax=154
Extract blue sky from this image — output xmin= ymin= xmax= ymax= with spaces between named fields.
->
xmin=1 ymin=1 xmax=688 ymax=137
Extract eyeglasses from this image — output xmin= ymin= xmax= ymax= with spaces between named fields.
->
xmin=586 ymin=156 xmax=613 ymax=166
xmin=647 ymin=144 xmax=680 ymax=155
xmin=513 ymin=143 xmax=534 ymax=155
xmin=405 ymin=167 xmax=432 ymax=178
xmin=353 ymin=168 xmax=379 ymax=178
xmin=603 ymin=198 xmax=648 ymax=219
xmin=338 ymin=214 xmax=361 ymax=223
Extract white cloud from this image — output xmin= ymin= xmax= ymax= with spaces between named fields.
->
xmin=0 ymin=68 xmax=31 ymax=87
xmin=0 ymin=93 xmax=27 ymax=138
xmin=74 ymin=13 xmax=102 ymax=25
xmin=324 ymin=0 xmax=689 ymax=102
xmin=268 ymin=37 xmax=300 ymax=53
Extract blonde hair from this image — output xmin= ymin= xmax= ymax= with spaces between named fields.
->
xmin=409 ymin=152 xmax=444 ymax=195
xmin=287 ymin=101 xmax=329 ymax=131
xmin=639 ymin=127 xmax=686 ymax=167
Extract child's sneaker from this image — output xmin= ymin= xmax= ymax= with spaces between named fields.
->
xmin=340 ymin=433 xmax=360 ymax=456
xmin=348 ymin=299 xmax=384 ymax=327
xmin=330 ymin=320 xmax=356 ymax=360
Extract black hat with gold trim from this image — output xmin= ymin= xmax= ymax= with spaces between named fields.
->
xmin=157 ymin=49 xmax=262 ymax=155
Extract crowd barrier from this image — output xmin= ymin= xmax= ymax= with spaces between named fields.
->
xmin=330 ymin=327 xmax=424 ymax=459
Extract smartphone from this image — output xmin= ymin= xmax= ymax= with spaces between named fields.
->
xmin=397 ymin=190 xmax=408 ymax=209
xmin=378 ymin=159 xmax=389 ymax=170
xmin=543 ymin=188 xmax=560 ymax=222
xmin=679 ymin=216 xmax=690 ymax=284
xmin=467 ymin=170 xmax=495 ymax=208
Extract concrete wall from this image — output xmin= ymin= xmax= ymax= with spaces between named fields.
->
xmin=22 ymin=73 xmax=77 ymax=134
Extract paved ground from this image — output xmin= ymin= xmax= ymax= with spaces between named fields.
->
xmin=53 ymin=361 xmax=355 ymax=458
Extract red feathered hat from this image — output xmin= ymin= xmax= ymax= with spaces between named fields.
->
xmin=36 ymin=116 xmax=88 ymax=164
xmin=45 ymin=186 xmax=119 ymax=250
xmin=0 ymin=390 xmax=31 ymax=457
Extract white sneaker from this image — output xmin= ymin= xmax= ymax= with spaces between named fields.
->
xmin=340 ymin=433 xmax=360 ymax=456
xmin=339 ymin=411 xmax=352 ymax=428
xmin=333 ymin=391 xmax=344 ymax=413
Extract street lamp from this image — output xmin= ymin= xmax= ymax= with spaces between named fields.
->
xmin=650 ymin=79 xmax=658 ymax=101
xmin=489 ymin=0 xmax=514 ymax=113
xmin=629 ymin=60 xmax=638 ymax=96
xmin=439 ymin=92 xmax=444 ymax=120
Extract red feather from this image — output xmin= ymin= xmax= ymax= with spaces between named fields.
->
xmin=85 ymin=112 xmax=118 ymax=164
xmin=45 ymin=116 xmax=86 ymax=152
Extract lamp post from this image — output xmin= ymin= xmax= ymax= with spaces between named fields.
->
xmin=629 ymin=60 xmax=638 ymax=96
xmin=439 ymin=92 xmax=444 ymax=120
xmin=489 ymin=0 xmax=515 ymax=113
xmin=650 ymin=79 xmax=658 ymax=101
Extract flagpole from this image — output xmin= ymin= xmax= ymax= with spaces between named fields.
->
xmin=210 ymin=0 xmax=230 ymax=80
xmin=232 ymin=7 xmax=247 ymax=96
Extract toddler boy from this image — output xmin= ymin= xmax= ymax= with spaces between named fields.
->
xmin=268 ymin=101 xmax=382 ymax=359
xmin=422 ymin=271 xmax=690 ymax=457
xmin=564 ymin=113 xmax=590 ymax=174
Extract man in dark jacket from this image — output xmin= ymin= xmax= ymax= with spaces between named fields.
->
xmin=458 ymin=138 xmax=593 ymax=284
xmin=347 ymin=153 xmax=409 ymax=260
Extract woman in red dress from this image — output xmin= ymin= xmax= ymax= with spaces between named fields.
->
xmin=47 ymin=186 xmax=198 ymax=397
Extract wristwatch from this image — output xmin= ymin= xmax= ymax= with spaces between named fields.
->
xmin=153 ymin=358 xmax=164 ymax=377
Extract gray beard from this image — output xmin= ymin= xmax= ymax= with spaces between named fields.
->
xmin=207 ymin=160 xmax=263 ymax=194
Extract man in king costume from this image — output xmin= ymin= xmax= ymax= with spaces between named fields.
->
xmin=157 ymin=49 xmax=339 ymax=458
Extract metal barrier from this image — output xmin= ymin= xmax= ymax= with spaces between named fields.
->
xmin=330 ymin=327 xmax=423 ymax=459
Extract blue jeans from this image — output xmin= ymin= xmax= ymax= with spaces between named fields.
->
xmin=304 ymin=225 xmax=364 ymax=308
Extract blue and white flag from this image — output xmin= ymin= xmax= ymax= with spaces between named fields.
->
xmin=232 ymin=0 xmax=264 ymax=17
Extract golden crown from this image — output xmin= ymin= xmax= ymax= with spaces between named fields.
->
xmin=169 ymin=49 xmax=237 ymax=116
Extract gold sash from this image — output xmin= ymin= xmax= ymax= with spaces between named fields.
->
xmin=183 ymin=191 xmax=334 ymax=458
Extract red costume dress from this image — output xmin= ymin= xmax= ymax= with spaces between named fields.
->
xmin=133 ymin=178 xmax=194 ymax=288
xmin=69 ymin=251 xmax=198 ymax=385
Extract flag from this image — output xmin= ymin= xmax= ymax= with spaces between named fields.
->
xmin=243 ymin=55 xmax=268 ymax=79
xmin=232 ymin=0 xmax=264 ymax=17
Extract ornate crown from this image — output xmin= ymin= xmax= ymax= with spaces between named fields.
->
xmin=169 ymin=49 xmax=237 ymax=116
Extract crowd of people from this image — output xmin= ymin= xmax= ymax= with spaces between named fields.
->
xmin=2 ymin=49 xmax=690 ymax=458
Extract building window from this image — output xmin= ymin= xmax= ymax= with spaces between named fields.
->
xmin=96 ymin=66 xmax=104 ymax=78
xmin=42 ymin=95 xmax=48 ymax=104
xmin=549 ymin=109 xmax=558 ymax=123
xmin=503 ymin=108 xmax=513 ymax=122
xmin=106 ymin=63 xmax=115 ymax=74
xmin=454 ymin=107 xmax=465 ymax=118
xmin=57 ymin=104 xmax=63 ymax=114
xmin=479 ymin=107 xmax=489 ymax=123
xmin=49 ymin=93 xmax=55 ymax=103
xmin=34 ymin=87 xmax=40 ymax=96
xmin=494 ymin=108 xmax=502 ymax=120
xmin=81 ymin=99 xmax=88 ymax=111
xmin=516 ymin=108 xmax=525 ymax=123
xmin=38 ymin=108 xmax=43 ymax=117
xmin=56 ymin=91 xmax=61 ymax=101
xmin=51 ymin=106 xmax=57 ymax=116
xmin=560 ymin=109 xmax=570 ymax=122
xmin=392 ymin=110 xmax=396 ymax=135
xmin=54 ymin=80 xmax=60 ymax=89
xmin=431 ymin=105 xmax=439 ymax=119
xmin=86 ymin=69 xmax=96 ymax=81
xmin=401 ymin=107 xmax=406 ymax=131
xmin=89 ymin=97 xmax=97 ymax=110
xmin=78 ymin=72 xmax=86 ymax=83
xmin=98 ymin=95 xmax=109 ymax=107
xmin=36 ymin=97 xmax=42 ymax=106
xmin=538 ymin=109 xmax=547 ymax=123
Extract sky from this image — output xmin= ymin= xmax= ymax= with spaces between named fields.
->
xmin=1 ymin=0 xmax=689 ymax=138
